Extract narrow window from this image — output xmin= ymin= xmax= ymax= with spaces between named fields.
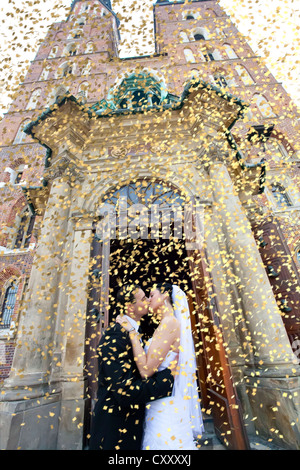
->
xmin=271 ymin=183 xmax=292 ymax=208
xmin=1 ymin=280 xmax=19 ymax=329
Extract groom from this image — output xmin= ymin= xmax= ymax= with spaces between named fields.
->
xmin=89 ymin=284 xmax=176 ymax=450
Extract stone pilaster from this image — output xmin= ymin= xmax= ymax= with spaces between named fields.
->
xmin=208 ymin=160 xmax=300 ymax=449
xmin=56 ymin=215 xmax=94 ymax=450
xmin=0 ymin=152 xmax=85 ymax=450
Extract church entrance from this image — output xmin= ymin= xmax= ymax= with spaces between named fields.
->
xmin=83 ymin=180 xmax=250 ymax=450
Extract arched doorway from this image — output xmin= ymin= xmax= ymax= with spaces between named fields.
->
xmin=83 ymin=179 xmax=250 ymax=450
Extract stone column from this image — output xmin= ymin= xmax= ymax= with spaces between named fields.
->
xmin=56 ymin=216 xmax=93 ymax=450
xmin=209 ymin=160 xmax=300 ymax=449
xmin=209 ymin=161 xmax=296 ymax=368
xmin=0 ymin=154 xmax=84 ymax=450
xmin=4 ymin=175 xmax=72 ymax=391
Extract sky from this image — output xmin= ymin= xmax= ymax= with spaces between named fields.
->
xmin=0 ymin=0 xmax=299 ymax=114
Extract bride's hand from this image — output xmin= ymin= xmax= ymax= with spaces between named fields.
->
xmin=116 ymin=315 xmax=132 ymax=332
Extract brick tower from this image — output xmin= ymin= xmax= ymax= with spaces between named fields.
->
xmin=0 ymin=0 xmax=299 ymax=451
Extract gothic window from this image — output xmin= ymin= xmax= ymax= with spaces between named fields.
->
xmin=13 ymin=209 xmax=35 ymax=249
xmin=203 ymin=51 xmax=214 ymax=61
xmin=271 ymin=183 xmax=292 ymax=208
xmin=77 ymin=81 xmax=89 ymax=101
xmin=119 ymin=97 xmax=128 ymax=109
xmin=296 ymin=247 xmax=300 ymax=265
xmin=40 ymin=65 xmax=51 ymax=81
xmin=13 ymin=119 xmax=31 ymax=145
xmin=192 ymin=27 xmax=208 ymax=41
xmin=235 ymin=64 xmax=255 ymax=85
xmin=214 ymin=74 xmax=227 ymax=87
xmin=68 ymin=28 xmax=82 ymax=40
xmin=184 ymin=48 xmax=196 ymax=63
xmin=264 ymin=139 xmax=290 ymax=162
xmin=103 ymin=181 xmax=184 ymax=208
xmin=114 ymin=73 xmax=163 ymax=110
xmin=65 ymin=43 xmax=77 ymax=56
xmin=132 ymin=90 xmax=148 ymax=108
xmin=224 ymin=44 xmax=238 ymax=59
xmin=180 ymin=32 xmax=189 ymax=43
xmin=194 ymin=33 xmax=205 ymax=41
xmin=58 ymin=62 xmax=75 ymax=78
xmin=82 ymin=59 xmax=91 ymax=76
xmin=13 ymin=165 xmax=26 ymax=184
xmin=15 ymin=171 xmax=23 ymax=184
xmin=0 ymin=279 xmax=19 ymax=329
xmin=26 ymin=89 xmax=42 ymax=110
xmin=48 ymin=45 xmax=58 ymax=58
xmin=85 ymin=42 xmax=94 ymax=53
xmin=65 ymin=64 xmax=74 ymax=76
xmin=48 ymin=85 xmax=69 ymax=106
xmin=253 ymin=94 xmax=276 ymax=118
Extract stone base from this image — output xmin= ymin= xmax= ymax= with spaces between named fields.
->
xmin=245 ymin=373 xmax=300 ymax=449
xmin=0 ymin=392 xmax=61 ymax=450
xmin=56 ymin=398 xmax=86 ymax=450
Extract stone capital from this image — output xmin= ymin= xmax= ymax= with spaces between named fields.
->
xmin=43 ymin=150 xmax=85 ymax=185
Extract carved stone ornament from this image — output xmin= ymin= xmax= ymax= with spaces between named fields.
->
xmin=110 ymin=147 xmax=129 ymax=159
xmin=43 ymin=155 xmax=85 ymax=184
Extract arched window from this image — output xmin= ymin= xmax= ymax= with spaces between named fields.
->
xmin=77 ymin=81 xmax=90 ymax=101
xmin=179 ymin=32 xmax=189 ymax=43
xmin=85 ymin=41 xmax=94 ymax=53
xmin=296 ymin=247 xmax=300 ymax=265
xmin=203 ymin=50 xmax=215 ymax=61
xmin=48 ymin=45 xmax=58 ymax=58
xmin=192 ymin=27 xmax=209 ymax=41
xmin=82 ymin=59 xmax=91 ymax=76
xmin=214 ymin=74 xmax=228 ymax=88
xmin=64 ymin=43 xmax=77 ymax=57
xmin=13 ymin=208 xmax=35 ymax=249
xmin=68 ymin=29 xmax=82 ymax=40
xmin=48 ymin=85 xmax=69 ymax=106
xmin=253 ymin=94 xmax=276 ymax=118
xmin=0 ymin=279 xmax=19 ymax=329
xmin=57 ymin=62 xmax=76 ymax=78
xmin=264 ymin=139 xmax=290 ymax=162
xmin=132 ymin=90 xmax=148 ymax=108
xmin=113 ymin=72 xmax=163 ymax=110
xmin=40 ymin=64 xmax=51 ymax=81
xmin=184 ymin=48 xmax=196 ymax=63
xmin=271 ymin=183 xmax=292 ymax=208
xmin=13 ymin=119 xmax=31 ymax=145
xmin=235 ymin=64 xmax=255 ymax=85
xmin=224 ymin=44 xmax=238 ymax=59
xmin=26 ymin=89 xmax=42 ymax=110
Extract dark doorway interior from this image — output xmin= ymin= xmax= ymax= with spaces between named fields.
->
xmin=108 ymin=237 xmax=194 ymax=338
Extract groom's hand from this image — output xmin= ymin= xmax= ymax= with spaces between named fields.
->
xmin=168 ymin=354 xmax=179 ymax=378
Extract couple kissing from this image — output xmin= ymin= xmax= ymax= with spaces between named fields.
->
xmin=89 ymin=282 xmax=204 ymax=450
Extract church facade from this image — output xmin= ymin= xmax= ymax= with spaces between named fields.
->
xmin=0 ymin=0 xmax=299 ymax=450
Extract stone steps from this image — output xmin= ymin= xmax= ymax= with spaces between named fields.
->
xmin=196 ymin=414 xmax=284 ymax=450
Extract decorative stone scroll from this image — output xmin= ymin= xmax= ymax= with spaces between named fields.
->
xmin=43 ymin=155 xmax=85 ymax=184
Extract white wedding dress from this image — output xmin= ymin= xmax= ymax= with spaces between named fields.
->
xmin=141 ymin=286 xmax=204 ymax=450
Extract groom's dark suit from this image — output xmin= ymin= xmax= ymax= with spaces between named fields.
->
xmin=89 ymin=321 xmax=174 ymax=450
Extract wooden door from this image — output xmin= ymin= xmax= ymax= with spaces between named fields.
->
xmin=252 ymin=216 xmax=300 ymax=349
xmin=84 ymin=226 xmax=111 ymax=446
xmin=187 ymin=245 xmax=250 ymax=450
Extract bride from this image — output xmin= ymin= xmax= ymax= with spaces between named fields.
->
xmin=116 ymin=282 xmax=204 ymax=450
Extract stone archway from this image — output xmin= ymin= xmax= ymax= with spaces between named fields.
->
xmin=83 ymin=177 xmax=251 ymax=449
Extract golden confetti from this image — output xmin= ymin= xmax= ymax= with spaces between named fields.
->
xmin=0 ymin=0 xmax=299 ymax=453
